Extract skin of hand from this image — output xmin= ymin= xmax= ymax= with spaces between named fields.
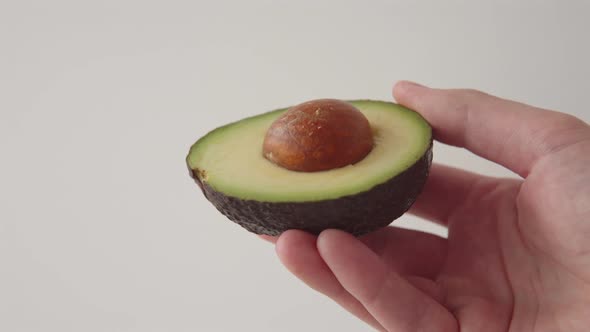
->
xmin=261 ymin=81 xmax=590 ymax=332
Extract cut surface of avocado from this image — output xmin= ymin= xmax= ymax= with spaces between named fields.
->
xmin=187 ymin=100 xmax=432 ymax=236
xmin=187 ymin=100 xmax=431 ymax=203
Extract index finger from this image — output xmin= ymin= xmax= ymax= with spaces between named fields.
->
xmin=393 ymin=81 xmax=589 ymax=177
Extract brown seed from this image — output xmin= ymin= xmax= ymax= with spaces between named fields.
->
xmin=263 ymin=99 xmax=374 ymax=172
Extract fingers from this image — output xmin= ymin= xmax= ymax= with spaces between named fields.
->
xmin=318 ymin=229 xmax=457 ymax=332
xmin=409 ymin=163 xmax=487 ymax=225
xmin=275 ymin=230 xmax=385 ymax=331
xmin=393 ymin=81 xmax=589 ymax=177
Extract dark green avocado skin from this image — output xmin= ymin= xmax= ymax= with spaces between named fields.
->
xmin=189 ymin=143 xmax=432 ymax=236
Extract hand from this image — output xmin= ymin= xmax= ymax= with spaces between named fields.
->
xmin=262 ymin=82 xmax=590 ymax=331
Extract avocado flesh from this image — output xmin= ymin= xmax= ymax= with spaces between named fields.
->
xmin=187 ymin=100 xmax=432 ymax=236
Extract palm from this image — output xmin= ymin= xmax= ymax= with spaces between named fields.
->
xmin=265 ymin=83 xmax=590 ymax=331
xmin=437 ymin=177 xmax=521 ymax=332
xmin=360 ymin=178 xmax=536 ymax=331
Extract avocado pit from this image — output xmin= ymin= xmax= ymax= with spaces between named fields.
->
xmin=263 ymin=99 xmax=374 ymax=172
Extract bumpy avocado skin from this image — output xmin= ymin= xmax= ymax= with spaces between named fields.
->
xmin=189 ymin=142 xmax=432 ymax=236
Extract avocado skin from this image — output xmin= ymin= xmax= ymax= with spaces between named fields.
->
xmin=190 ymin=143 xmax=432 ymax=236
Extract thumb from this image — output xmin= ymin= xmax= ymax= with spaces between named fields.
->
xmin=393 ymin=81 xmax=589 ymax=177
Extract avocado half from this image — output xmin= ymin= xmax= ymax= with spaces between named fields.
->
xmin=187 ymin=100 xmax=432 ymax=236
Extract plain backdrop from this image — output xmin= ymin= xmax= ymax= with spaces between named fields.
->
xmin=1 ymin=1 xmax=588 ymax=331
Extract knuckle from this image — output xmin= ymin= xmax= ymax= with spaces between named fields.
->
xmin=366 ymin=270 xmax=392 ymax=307
xmin=452 ymin=88 xmax=488 ymax=101
xmin=535 ymin=112 xmax=590 ymax=156
xmin=554 ymin=113 xmax=588 ymax=130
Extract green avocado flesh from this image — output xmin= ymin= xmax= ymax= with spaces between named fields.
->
xmin=187 ymin=100 xmax=432 ymax=236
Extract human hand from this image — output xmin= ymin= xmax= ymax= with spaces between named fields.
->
xmin=263 ymin=82 xmax=590 ymax=331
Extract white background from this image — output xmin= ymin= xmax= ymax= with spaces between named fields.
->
xmin=1 ymin=1 xmax=588 ymax=331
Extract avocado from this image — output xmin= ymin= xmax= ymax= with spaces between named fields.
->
xmin=186 ymin=100 xmax=432 ymax=236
